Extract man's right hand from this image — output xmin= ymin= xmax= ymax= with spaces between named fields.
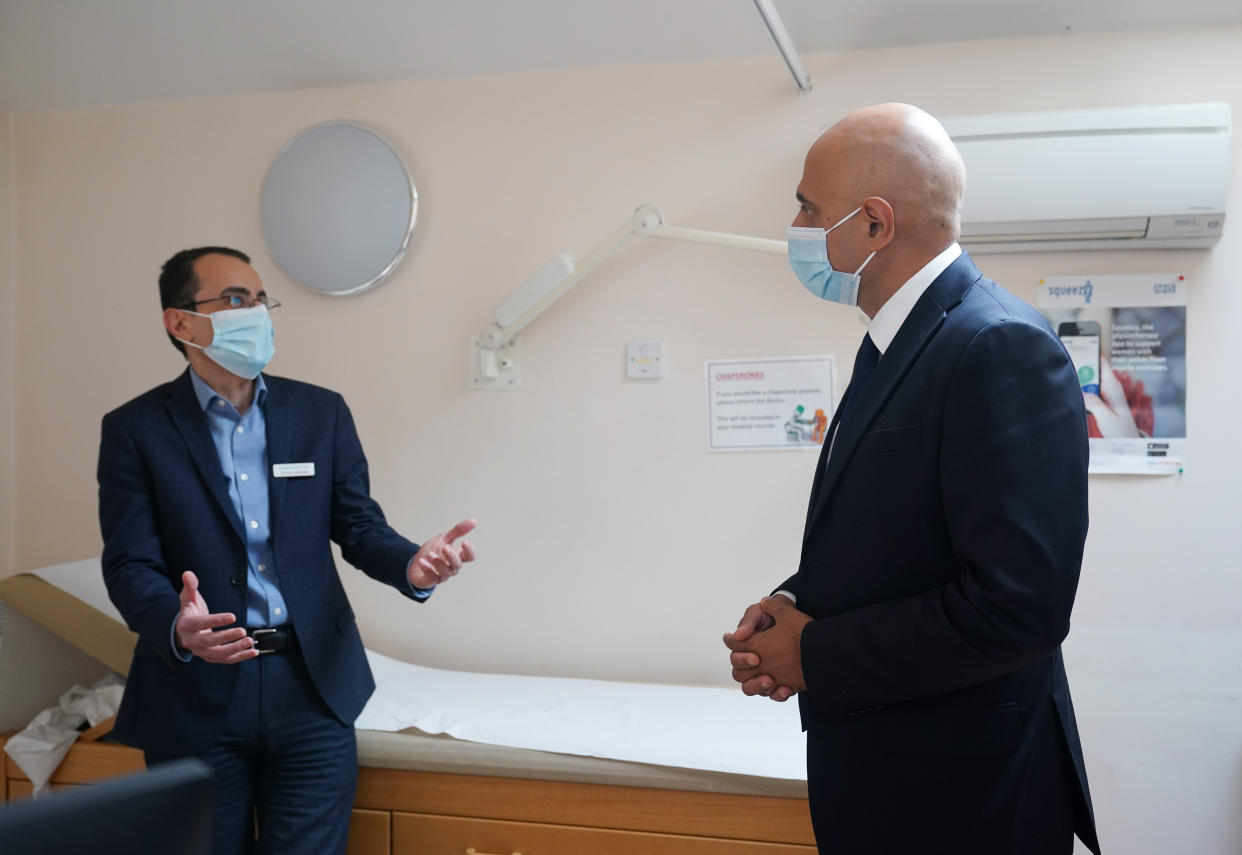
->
xmin=174 ymin=571 xmax=258 ymax=663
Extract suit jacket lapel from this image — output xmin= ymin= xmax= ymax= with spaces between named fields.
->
xmin=264 ymin=376 xmax=291 ymax=534
xmin=803 ymin=253 xmax=981 ymax=540
xmin=163 ymin=369 xmax=246 ymax=545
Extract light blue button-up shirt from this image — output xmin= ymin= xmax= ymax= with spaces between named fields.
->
xmin=171 ymin=368 xmax=432 ymax=660
xmin=189 ymin=367 xmax=290 ymax=628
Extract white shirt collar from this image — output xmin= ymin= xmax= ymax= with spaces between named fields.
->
xmin=867 ymin=243 xmax=962 ymax=354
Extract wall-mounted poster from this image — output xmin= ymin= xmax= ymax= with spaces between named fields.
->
xmin=1038 ymin=274 xmax=1186 ymax=475
xmin=705 ymin=356 xmax=836 ymax=453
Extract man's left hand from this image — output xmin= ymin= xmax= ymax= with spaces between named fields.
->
xmin=409 ymin=518 xmax=478 ymax=588
xmin=723 ymin=596 xmax=812 ymax=696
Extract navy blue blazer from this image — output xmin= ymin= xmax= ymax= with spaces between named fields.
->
xmin=781 ymin=253 xmax=1100 ymax=853
xmin=98 ymin=370 xmax=421 ymax=757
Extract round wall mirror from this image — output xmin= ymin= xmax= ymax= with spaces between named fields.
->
xmin=261 ymin=122 xmax=417 ymax=296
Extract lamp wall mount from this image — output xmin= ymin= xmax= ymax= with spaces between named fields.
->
xmin=470 ymin=335 xmax=521 ymax=390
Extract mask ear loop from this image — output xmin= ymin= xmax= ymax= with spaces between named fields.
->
xmin=825 ymin=206 xmax=874 ymax=275
xmin=824 ymin=206 xmax=863 ymax=235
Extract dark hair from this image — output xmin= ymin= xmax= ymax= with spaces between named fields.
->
xmin=159 ymin=246 xmax=251 ymax=356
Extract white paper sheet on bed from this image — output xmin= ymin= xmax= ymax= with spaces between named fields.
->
xmin=357 ymin=650 xmax=805 ymax=780
xmin=27 ymin=558 xmax=806 ymax=780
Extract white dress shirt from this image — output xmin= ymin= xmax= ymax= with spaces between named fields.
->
xmin=867 ymin=242 xmax=962 ymax=355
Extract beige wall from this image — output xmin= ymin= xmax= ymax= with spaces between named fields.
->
xmin=7 ymin=25 xmax=1242 ymax=853
xmin=0 ymin=103 xmax=13 ymax=578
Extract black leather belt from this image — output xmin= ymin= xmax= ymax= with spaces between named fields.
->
xmin=246 ymin=627 xmax=295 ymax=654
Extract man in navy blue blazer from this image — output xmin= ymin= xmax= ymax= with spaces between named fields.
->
xmin=98 ymin=246 xmax=477 ymax=855
xmin=724 ymin=104 xmax=1100 ymax=854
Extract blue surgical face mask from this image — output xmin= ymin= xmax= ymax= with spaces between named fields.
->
xmin=178 ymin=305 xmax=275 ymax=380
xmin=787 ymin=206 xmax=877 ymax=306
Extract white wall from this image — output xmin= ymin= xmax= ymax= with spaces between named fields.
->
xmin=6 ymin=24 xmax=1242 ymax=854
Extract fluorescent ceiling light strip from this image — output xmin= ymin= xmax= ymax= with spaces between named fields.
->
xmin=753 ymin=0 xmax=811 ymax=92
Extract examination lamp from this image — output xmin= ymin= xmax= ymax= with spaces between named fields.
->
xmin=471 ymin=205 xmax=786 ymax=389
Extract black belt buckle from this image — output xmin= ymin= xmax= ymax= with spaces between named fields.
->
xmin=250 ymin=627 xmax=287 ymax=654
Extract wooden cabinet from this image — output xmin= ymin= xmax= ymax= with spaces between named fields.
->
xmin=392 ymin=812 xmax=815 ymax=855
xmin=2 ymin=737 xmax=815 ymax=854
xmin=356 ymin=768 xmax=815 ymax=854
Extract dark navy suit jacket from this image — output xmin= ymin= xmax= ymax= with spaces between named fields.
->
xmin=98 ymin=370 xmax=421 ymax=757
xmin=780 ymin=253 xmax=1100 ymax=853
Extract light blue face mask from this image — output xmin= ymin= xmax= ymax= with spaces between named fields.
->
xmin=787 ymin=206 xmax=877 ymax=306
xmin=178 ymin=305 xmax=275 ymax=380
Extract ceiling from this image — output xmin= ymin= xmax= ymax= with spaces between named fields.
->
xmin=2 ymin=0 xmax=1241 ymax=113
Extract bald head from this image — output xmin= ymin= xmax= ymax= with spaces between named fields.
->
xmin=806 ymin=103 xmax=965 ymax=247
xmin=792 ymin=104 xmax=966 ymax=315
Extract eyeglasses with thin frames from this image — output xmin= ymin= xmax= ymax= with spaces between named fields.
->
xmin=179 ymin=293 xmax=282 ymax=312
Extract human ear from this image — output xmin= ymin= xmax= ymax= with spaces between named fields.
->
xmin=862 ymin=197 xmax=895 ymax=246
xmin=163 ymin=307 xmax=196 ymax=346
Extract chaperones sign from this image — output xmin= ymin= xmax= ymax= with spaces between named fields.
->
xmin=714 ymin=370 xmax=766 ymax=381
xmin=705 ymin=356 xmax=836 ymax=452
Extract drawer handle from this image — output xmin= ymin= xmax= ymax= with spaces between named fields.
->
xmin=465 ymin=849 xmax=522 ymax=855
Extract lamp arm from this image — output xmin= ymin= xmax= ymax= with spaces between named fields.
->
xmin=647 ymin=223 xmax=787 ymax=255
xmin=484 ymin=216 xmax=638 ymax=348
xmin=483 ymin=205 xmax=787 ymax=350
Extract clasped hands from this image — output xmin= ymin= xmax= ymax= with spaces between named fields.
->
xmin=722 ymin=594 xmax=811 ymax=702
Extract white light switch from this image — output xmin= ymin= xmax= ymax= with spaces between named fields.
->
xmin=627 ymin=340 xmax=664 ymax=379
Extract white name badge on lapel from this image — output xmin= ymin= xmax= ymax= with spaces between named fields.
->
xmin=273 ymin=462 xmax=316 ymax=478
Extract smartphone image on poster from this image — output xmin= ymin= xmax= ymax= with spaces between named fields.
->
xmin=1058 ymin=321 xmax=1101 ymax=395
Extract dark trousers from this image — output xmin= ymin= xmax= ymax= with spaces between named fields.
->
xmin=147 ymin=648 xmax=357 ymax=855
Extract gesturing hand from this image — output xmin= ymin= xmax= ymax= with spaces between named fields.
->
xmin=174 ymin=571 xmax=257 ymax=664
xmin=408 ymin=518 xmax=478 ymax=589
xmin=723 ymin=595 xmax=807 ymax=701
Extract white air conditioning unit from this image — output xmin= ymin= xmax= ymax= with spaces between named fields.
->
xmin=942 ymin=102 xmax=1230 ymax=252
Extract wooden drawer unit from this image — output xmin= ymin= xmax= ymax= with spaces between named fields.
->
xmin=349 ymin=808 xmax=393 ymax=855
xmin=393 ymin=811 xmax=816 ymax=855
xmin=357 ymin=768 xmax=815 ymax=854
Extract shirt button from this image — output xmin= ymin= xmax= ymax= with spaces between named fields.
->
xmin=249 ymin=520 xmax=259 ymax=529
xmin=274 ymin=607 xmax=283 ymax=616
xmin=258 ymin=564 xmax=266 ymax=572
xmin=240 ymin=473 xmax=249 ymax=481
xmin=236 ymin=426 xmax=244 ymax=434
xmin=215 ymin=400 xmax=226 ymax=407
